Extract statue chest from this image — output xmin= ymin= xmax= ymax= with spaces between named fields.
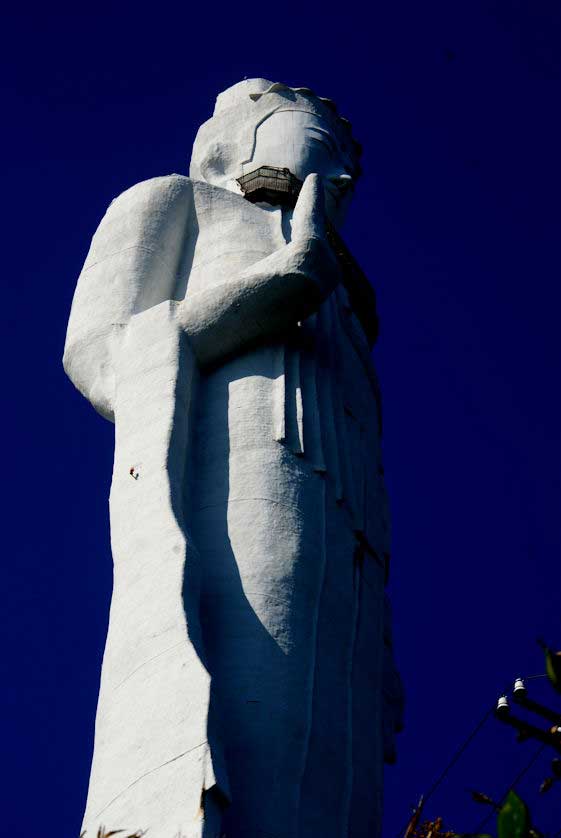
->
xmin=185 ymin=181 xmax=288 ymax=295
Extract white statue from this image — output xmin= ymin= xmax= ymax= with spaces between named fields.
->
xmin=64 ymin=79 xmax=403 ymax=838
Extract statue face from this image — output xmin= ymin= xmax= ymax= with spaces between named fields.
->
xmin=247 ymin=110 xmax=354 ymax=226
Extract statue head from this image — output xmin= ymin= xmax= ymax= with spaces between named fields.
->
xmin=190 ymin=79 xmax=362 ymax=227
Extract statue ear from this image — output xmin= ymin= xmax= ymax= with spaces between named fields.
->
xmin=199 ymin=141 xmax=238 ymax=186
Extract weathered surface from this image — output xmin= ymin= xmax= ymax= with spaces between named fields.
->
xmin=64 ymin=79 xmax=403 ymax=838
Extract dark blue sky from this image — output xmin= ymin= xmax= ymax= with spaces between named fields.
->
xmin=3 ymin=2 xmax=561 ymax=835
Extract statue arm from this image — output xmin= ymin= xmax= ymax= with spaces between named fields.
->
xmin=179 ymin=236 xmax=338 ymax=368
xmin=63 ymin=175 xmax=194 ymax=420
xmin=179 ymin=174 xmax=340 ymax=368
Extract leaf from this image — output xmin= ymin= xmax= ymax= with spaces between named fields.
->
xmin=545 ymin=648 xmax=561 ymax=693
xmin=497 ymin=791 xmax=530 ymax=838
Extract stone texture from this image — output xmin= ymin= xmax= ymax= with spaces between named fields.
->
xmin=64 ymin=79 xmax=403 ymax=838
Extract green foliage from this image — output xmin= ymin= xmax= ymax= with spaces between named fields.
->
xmin=545 ymin=647 xmax=561 ymax=694
xmin=537 ymin=638 xmax=561 ymax=694
xmin=497 ymin=791 xmax=529 ymax=838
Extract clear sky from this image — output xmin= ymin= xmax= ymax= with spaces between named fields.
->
xmin=3 ymin=1 xmax=560 ymax=836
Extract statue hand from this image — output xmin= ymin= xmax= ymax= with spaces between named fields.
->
xmin=179 ymin=173 xmax=341 ymax=368
xmin=288 ymin=173 xmax=340 ymax=297
xmin=291 ymin=173 xmax=329 ymax=242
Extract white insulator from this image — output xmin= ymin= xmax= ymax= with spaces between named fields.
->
xmin=513 ymin=678 xmax=526 ymax=696
xmin=496 ymin=695 xmax=510 ymax=716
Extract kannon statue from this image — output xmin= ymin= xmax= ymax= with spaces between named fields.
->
xmin=64 ymin=78 xmax=404 ymax=838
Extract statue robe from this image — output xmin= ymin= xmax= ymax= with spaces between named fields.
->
xmin=64 ymin=176 xmax=403 ymax=838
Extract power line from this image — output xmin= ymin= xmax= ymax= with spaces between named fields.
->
xmin=500 ymin=672 xmax=548 ymax=694
xmin=391 ymin=673 xmax=551 ymax=838
xmin=423 ymin=708 xmax=495 ymax=805
xmin=473 ymin=743 xmax=547 ymax=834
xmin=393 ymin=707 xmax=494 ymax=838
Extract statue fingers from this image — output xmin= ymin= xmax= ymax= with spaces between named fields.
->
xmin=292 ymin=173 xmax=328 ymax=241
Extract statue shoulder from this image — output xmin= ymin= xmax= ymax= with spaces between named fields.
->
xmin=84 ymin=175 xmax=195 ymax=270
xmin=106 ymin=174 xmax=195 ymax=214
xmin=104 ymin=177 xmax=248 ymax=220
xmin=101 ymin=178 xmax=251 ymax=236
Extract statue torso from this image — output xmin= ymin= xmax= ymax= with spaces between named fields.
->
xmin=186 ymin=181 xmax=288 ymax=296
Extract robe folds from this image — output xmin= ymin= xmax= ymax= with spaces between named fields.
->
xmin=64 ymin=176 xmax=403 ymax=838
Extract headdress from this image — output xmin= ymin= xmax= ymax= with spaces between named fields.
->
xmin=190 ymin=78 xmax=362 ymax=187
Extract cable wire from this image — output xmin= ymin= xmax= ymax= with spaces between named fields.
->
xmin=423 ymin=708 xmax=495 ymax=805
xmin=393 ymin=707 xmax=494 ymax=838
xmin=391 ymin=676 xmax=549 ymax=837
xmin=472 ymin=743 xmax=547 ymax=834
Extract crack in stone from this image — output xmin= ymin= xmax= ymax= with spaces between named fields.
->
xmin=94 ymin=741 xmax=208 ymax=820
xmin=112 ymin=641 xmax=185 ymax=691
